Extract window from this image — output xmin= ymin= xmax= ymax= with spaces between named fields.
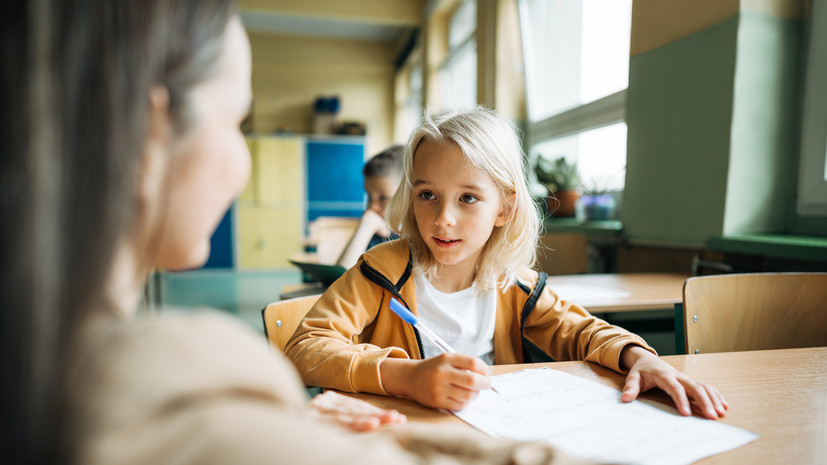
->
xmin=519 ymin=0 xmax=632 ymax=192
xmin=439 ymin=0 xmax=478 ymax=110
xmin=797 ymin=0 xmax=827 ymax=215
xmin=395 ymin=53 xmax=423 ymax=143
xmin=531 ymin=122 xmax=627 ymax=191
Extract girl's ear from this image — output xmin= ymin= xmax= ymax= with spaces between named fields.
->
xmin=494 ymin=193 xmax=515 ymax=227
xmin=138 ymin=86 xmax=171 ymax=201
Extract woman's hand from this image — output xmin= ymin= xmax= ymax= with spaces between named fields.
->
xmin=308 ymin=391 xmax=407 ymax=432
xmin=620 ymin=345 xmax=729 ymax=419
xmin=380 ymin=353 xmax=491 ymax=411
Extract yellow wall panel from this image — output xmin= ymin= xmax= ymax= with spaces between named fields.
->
xmin=247 ymin=32 xmax=395 ymax=156
xmin=256 ymin=136 xmax=304 ymax=205
xmin=238 ymin=205 xmax=303 ymax=269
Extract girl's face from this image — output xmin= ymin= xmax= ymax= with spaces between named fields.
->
xmin=412 ymin=139 xmax=508 ymax=280
xmin=154 ymin=18 xmax=252 ymax=270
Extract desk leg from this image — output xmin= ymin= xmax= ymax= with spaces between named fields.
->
xmin=674 ymin=303 xmax=686 ymax=355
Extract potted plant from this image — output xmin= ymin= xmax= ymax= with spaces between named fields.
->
xmin=576 ymin=170 xmax=622 ymax=222
xmin=534 ymin=155 xmax=580 ymax=217
xmin=577 ymin=186 xmax=617 ymax=222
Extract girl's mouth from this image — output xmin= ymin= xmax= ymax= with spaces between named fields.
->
xmin=433 ymin=237 xmax=460 ymax=248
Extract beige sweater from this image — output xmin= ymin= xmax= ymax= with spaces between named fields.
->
xmin=66 ymin=311 xmax=597 ymax=465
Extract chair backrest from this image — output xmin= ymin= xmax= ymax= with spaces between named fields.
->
xmin=261 ymin=295 xmax=321 ymax=352
xmin=682 ymin=272 xmax=827 ymax=354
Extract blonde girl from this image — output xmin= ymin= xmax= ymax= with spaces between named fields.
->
xmin=286 ymin=107 xmax=727 ymax=420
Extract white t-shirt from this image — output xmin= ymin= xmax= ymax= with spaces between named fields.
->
xmin=414 ymin=272 xmax=497 ymax=364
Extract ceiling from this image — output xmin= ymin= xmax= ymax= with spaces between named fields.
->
xmin=238 ymin=0 xmax=427 ymax=42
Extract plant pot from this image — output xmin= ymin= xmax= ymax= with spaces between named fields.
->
xmin=577 ymin=194 xmax=617 ymax=221
xmin=547 ymin=189 xmax=579 ymax=217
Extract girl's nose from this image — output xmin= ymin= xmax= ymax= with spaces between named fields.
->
xmin=435 ymin=201 xmax=455 ymax=228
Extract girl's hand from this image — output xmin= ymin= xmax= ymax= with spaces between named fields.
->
xmin=380 ymin=353 xmax=491 ymax=411
xmin=308 ymin=390 xmax=407 ymax=432
xmin=620 ymin=345 xmax=729 ymax=419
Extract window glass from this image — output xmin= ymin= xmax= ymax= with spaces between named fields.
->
xmin=520 ymin=0 xmax=631 ymax=122
xmin=449 ymin=0 xmax=477 ymax=47
xmin=410 ymin=60 xmax=423 ymax=94
xmin=439 ymin=40 xmax=477 ymax=110
xmin=531 ymin=122 xmax=627 ymax=192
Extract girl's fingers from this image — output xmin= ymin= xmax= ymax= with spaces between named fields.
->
xmin=704 ymin=383 xmax=728 ymax=417
xmin=621 ymin=370 xmax=642 ymax=402
xmin=448 ymin=353 xmax=490 ymax=376
xmin=683 ymin=380 xmax=718 ymax=419
xmin=451 ymin=368 xmax=490 ymax=391
xmin=656 ymin=377 xmax=691 ymax=416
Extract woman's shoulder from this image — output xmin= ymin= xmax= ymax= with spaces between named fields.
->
xmin=72 ymin=311 xmax=308 ymax=428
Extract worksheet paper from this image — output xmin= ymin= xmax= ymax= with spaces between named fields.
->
xmin=453 ymin=368 xmax=758 ymax=465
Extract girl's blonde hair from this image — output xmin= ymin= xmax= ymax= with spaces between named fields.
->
xmin=386 ymin=107 xmax=540 ymax=292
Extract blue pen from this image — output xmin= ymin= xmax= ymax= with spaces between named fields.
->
xmin=389 ymin=297 xmax=456 ymax=353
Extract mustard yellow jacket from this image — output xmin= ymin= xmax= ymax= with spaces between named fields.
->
xmin=285 ymin=240 xmax=654 ymax=395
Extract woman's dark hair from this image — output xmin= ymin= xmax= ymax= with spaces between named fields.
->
xmin=0 ymin=0 xmax=235 ymax=463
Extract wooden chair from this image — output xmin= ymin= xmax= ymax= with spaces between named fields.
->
xmin=261 ymin=295 xmax=321 ymax=352
xmin=682 ymin=272 xmax=827 ymax=354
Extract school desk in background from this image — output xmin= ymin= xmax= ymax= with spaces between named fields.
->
xmin=282 ymin=253 xmax=346 ymax=300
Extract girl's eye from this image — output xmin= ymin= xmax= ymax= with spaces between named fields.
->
xmin=418 ymin=191 xmax=436 ymax=201
xmin=460 ymin=194 xmax=479 ymax=204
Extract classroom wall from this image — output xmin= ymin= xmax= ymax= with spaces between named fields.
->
xmin=623 ymin=0 xmax=807 ymax=246
xmin=247 ymin=31 xmax=396 ymax=156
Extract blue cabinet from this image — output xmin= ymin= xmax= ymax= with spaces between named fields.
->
xmin=203 ymin=207 xmax=235 ymax=269
xmin=306 ymin=138 xmax=365 ymax=221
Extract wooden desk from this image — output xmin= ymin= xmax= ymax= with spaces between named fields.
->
xmin=349 ymin=347 xmax=827 ymax=465
xmin=546 ymin=272 xmax=689 ymax=313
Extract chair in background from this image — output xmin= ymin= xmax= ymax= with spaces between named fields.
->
xmin=682 ymin=272 xmax=827 ymax=354
xmin=261 ymin=295 xmax=321 ymax=352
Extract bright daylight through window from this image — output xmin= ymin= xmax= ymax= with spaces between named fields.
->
xmin=439 ymin=0 xmax=477 ymax=110
xmin=519 ymin=0 xmax=632 ymax=193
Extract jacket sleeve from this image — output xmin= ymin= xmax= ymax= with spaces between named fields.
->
xmin=284 ymin=263 xmax=409 ymax=395
xmin=523 ymin=275 xmax=656 ymax=373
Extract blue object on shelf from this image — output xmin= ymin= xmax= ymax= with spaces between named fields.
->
xmin=313 ymin=96 xmax=340 ymax=114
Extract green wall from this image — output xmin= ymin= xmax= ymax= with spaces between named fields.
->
xmin=725 ymin=12 xmax=800 ymax=236
xmin=623 ymin=12 xmax=805 ymax=245
xmin=624 ymin=16 xmax=738 ymax=245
